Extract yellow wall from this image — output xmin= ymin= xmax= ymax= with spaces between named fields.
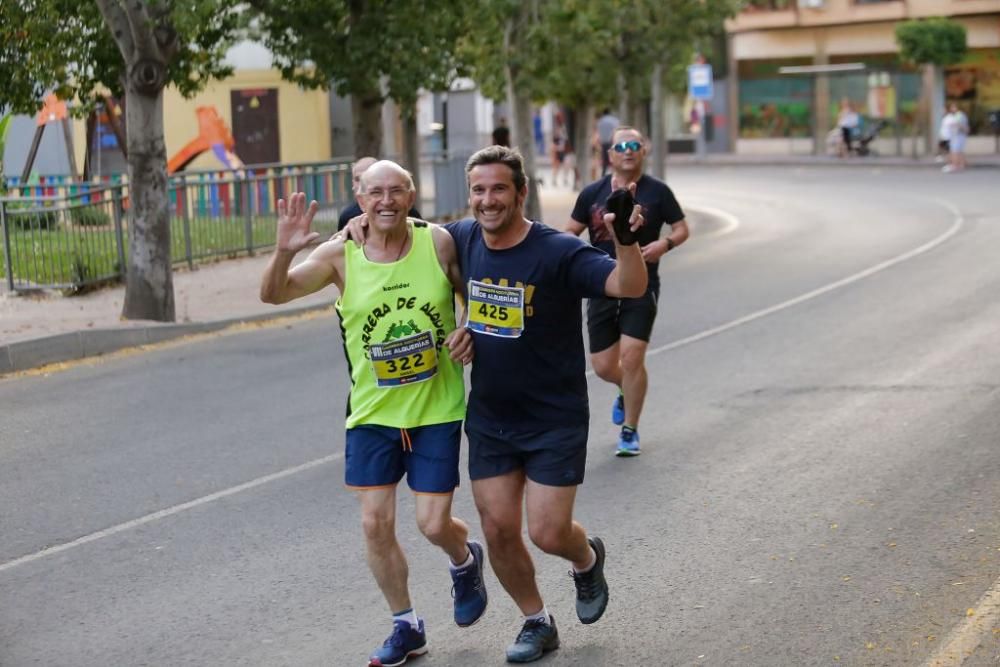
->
xmin=163 ymin=69 xmax=331 ymax=170
xmin=68 ymin=70 xmax=332 ymax=175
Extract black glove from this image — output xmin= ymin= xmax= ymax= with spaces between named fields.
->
xmin=605 ymin=188 xmax=637 ymax=245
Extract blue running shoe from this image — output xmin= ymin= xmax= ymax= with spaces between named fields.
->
xmin=611 ymin=394 xmax=625 ymax=426
xmin=451 ymin=540 xmax=488 ymax=627
xmin=368 ymin=619 xmax=427 ymax=667
xmin=615 ymin=429 xmax=640 ymax=457
xmin=505 ymin=615 xmax=560 ymax=663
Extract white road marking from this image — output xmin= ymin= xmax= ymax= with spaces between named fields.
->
xmin=684 ymin=202 xmax=740 ymax=240
xmin=0 ymin=200 xmax=966 ymax=585
xmin=923 ymin=579 xmax=1000 ymax=666
xmin=0 ymin=452 xmax=344 ymax=574
xmin=612 ymin=198 xmax=962 ymax=365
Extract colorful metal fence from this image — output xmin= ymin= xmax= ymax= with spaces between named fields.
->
xmin=1 ymin=155 xmax=471 ymax=293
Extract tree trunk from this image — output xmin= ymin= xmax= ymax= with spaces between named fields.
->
xmin=505 ymin=11 xmax=541 ymax=222
xmin=122 ymin=85 xmax=174 ymax=321
xmin=650 ymin=64 xmax=665 ymax=180
xmin=351 ymin=92 xmax=384 ymax=158
xmin=399 ymin=101 xmax=421 ymax=200
xmin=573 ymin=103 xmax=594 ymax=188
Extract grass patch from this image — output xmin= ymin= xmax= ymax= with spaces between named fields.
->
xmin=1 ymin=213 xmax=337 ymax=288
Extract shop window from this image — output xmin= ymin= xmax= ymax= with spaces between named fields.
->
xmin=738 ymin=78 xmax=813 ymax=138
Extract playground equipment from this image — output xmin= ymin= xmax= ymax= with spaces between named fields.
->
xmin=167 ymin=106 xmax=245 ymax=174
xmin=20 ymin=94 xmax=79 ymax=182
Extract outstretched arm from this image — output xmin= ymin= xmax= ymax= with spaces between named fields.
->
xmin=260 ymin=192 xmax=341 ymax=304
xmin=432 ymin=225 xmax=473 ymax=365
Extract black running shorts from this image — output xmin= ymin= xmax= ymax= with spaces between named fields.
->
xmin=586 ymin=286 xmax=659 ymax=354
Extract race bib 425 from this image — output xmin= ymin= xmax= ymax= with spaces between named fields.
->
xmin=466 ymin=280 xmax=524 ymax=338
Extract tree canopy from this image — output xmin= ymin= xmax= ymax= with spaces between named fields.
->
xmin=895 ymin=17 xmax=968 ymax=67
xmin=0 ymin=0 xmax=240 ymax=116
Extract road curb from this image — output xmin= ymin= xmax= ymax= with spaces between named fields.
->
xmin=0 ymin=302 xmax=333 ymax=376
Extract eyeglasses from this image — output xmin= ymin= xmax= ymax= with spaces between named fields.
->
xmin=612 ymin=140 xmax=642 ymax=153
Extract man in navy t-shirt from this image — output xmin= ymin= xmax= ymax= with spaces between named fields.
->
xmin=341 ymin=145 xmax=647 ymax=662
xmin=446 ymin=146 xmax=647 ymax=662
xmin=566 ymin=126 xmax=688 ymax=457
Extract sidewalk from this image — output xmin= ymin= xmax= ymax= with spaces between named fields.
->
xmin=0 ymin=185 xmax=580 ymax=375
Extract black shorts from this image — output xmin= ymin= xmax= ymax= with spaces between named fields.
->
xmin=587 ymin=287 xmax=659 ymax=353
xmin=466 ymin=422 xmax=589 ymax=487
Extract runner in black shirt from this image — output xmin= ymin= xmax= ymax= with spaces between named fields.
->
xmin=566 ymin=126 xmax=689 ymax=457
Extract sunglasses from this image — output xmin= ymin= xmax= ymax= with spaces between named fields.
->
xmin=612 ymin=140 xmax=642 ymax=153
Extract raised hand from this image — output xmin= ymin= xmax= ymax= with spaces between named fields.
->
xmin=276 ymin=192 xmax=320 ymax=253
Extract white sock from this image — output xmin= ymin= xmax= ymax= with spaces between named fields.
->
xmin=449 ymin=548 xmax=473 ymax=571
xmin=525 ymin=606 xmax=551 ymax=625
xmin=393 ymin=608 xmax=419 ymax=628
xmin=573 ymin=545 xmax=597 ymax=574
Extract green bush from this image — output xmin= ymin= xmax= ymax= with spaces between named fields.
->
xmin=69 ymin=207 xmax=111 ymax=227
xmin=5 ymin=205 xmax=59 ymax=231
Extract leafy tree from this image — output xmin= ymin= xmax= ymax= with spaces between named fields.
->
xmin=895 ymin=18 xmax=967 ymax=67
xmin=0 ymin=113 xmax=11 ymax=194
xmin=895 ymin=18 xmax=967 ymax=153
xmin=0 ymin=0 xmax=241 ymax=321
xmin=250 ymin=0 xmax=470 ymax=186
xmin=460 ymin=0 xmax=735 ymax=192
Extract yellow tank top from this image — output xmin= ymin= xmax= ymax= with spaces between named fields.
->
xmin=335 ymin=220 xmax=465 ymax=428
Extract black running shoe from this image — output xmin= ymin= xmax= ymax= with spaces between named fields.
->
xmin=572 ymin=537 xmax=609 ymax=624
xmin=505 ymin=615 xmax=559 ymax=663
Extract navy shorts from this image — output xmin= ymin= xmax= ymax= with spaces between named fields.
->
xmin=466 ymin=422 xmax=589 ymax=487
xmin=587 ymin=286 xmax=659 ymax=353
xmin=345 ymin=421 xmax=461 ymax=494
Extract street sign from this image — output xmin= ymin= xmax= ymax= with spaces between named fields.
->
xmin=688 ymin=64 xmax=714 ymax=100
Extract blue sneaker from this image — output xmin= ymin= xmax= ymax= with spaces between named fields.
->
xmin=505 ymin=615 xmax=560 ymax=663
xmin=451 ymin=540 xmax=488 ymax=627
xmin=611 ymin=394 xmax=625 ymax=426
xmin=615 ymin=429 xmax=640 ymax=457
xmin=368 ymin=619 xmax=427 ymax=667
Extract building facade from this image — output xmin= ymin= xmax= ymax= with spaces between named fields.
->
xmin=726 ymin=0 xmax=1000 ymax=154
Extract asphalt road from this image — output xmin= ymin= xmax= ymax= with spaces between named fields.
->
xmin=2 ymin=166 xmax=999 ymax=666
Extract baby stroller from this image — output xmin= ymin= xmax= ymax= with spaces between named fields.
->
xmin=854 ymin=119 xmax=889 ymax=157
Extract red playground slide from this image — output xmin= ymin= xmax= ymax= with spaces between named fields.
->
xmin=167 ymin=106 xmax=245 ymax=174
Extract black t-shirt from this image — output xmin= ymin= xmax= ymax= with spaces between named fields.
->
xmin=492 ymin=126 xmax=511 ymax=147
xmin=444 ymin=219 xmax=616 ymax=429
xmin=570 ymin=174 xmax=684 ymax=289
xmin=337 ymin=202 xmax=422 ymax=231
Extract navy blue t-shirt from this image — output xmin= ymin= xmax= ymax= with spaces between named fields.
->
xmin=570 ymin=174 xmax=684 ymax=289
xmin=444 ymin=219 xmax=616 ymax=429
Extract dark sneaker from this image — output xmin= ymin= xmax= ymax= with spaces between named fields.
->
xmin=572 ymin=537 xmax=609 ymax=624
xmin=368 ymin=619 xmax=427 ymax=667
xmin=615 ymin=428 xmax=641 ymax=457
xmin=505 ymin=615 xmax=560 ymax=663
xmin=611 ymin=394 xmax=625 ymax=426
xmin=451 ymin=540 xmax=488 ymax=627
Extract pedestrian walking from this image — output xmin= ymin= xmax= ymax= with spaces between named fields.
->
xmin=596 ymin=108 xmax=620 ymax=176
xmin=261 ymin=161 xmax=488 ymax=667
xmin=942 ymin=102 xmax=969 ymax=173
xmin=565 ymin=126 xmax=689 ymax=456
